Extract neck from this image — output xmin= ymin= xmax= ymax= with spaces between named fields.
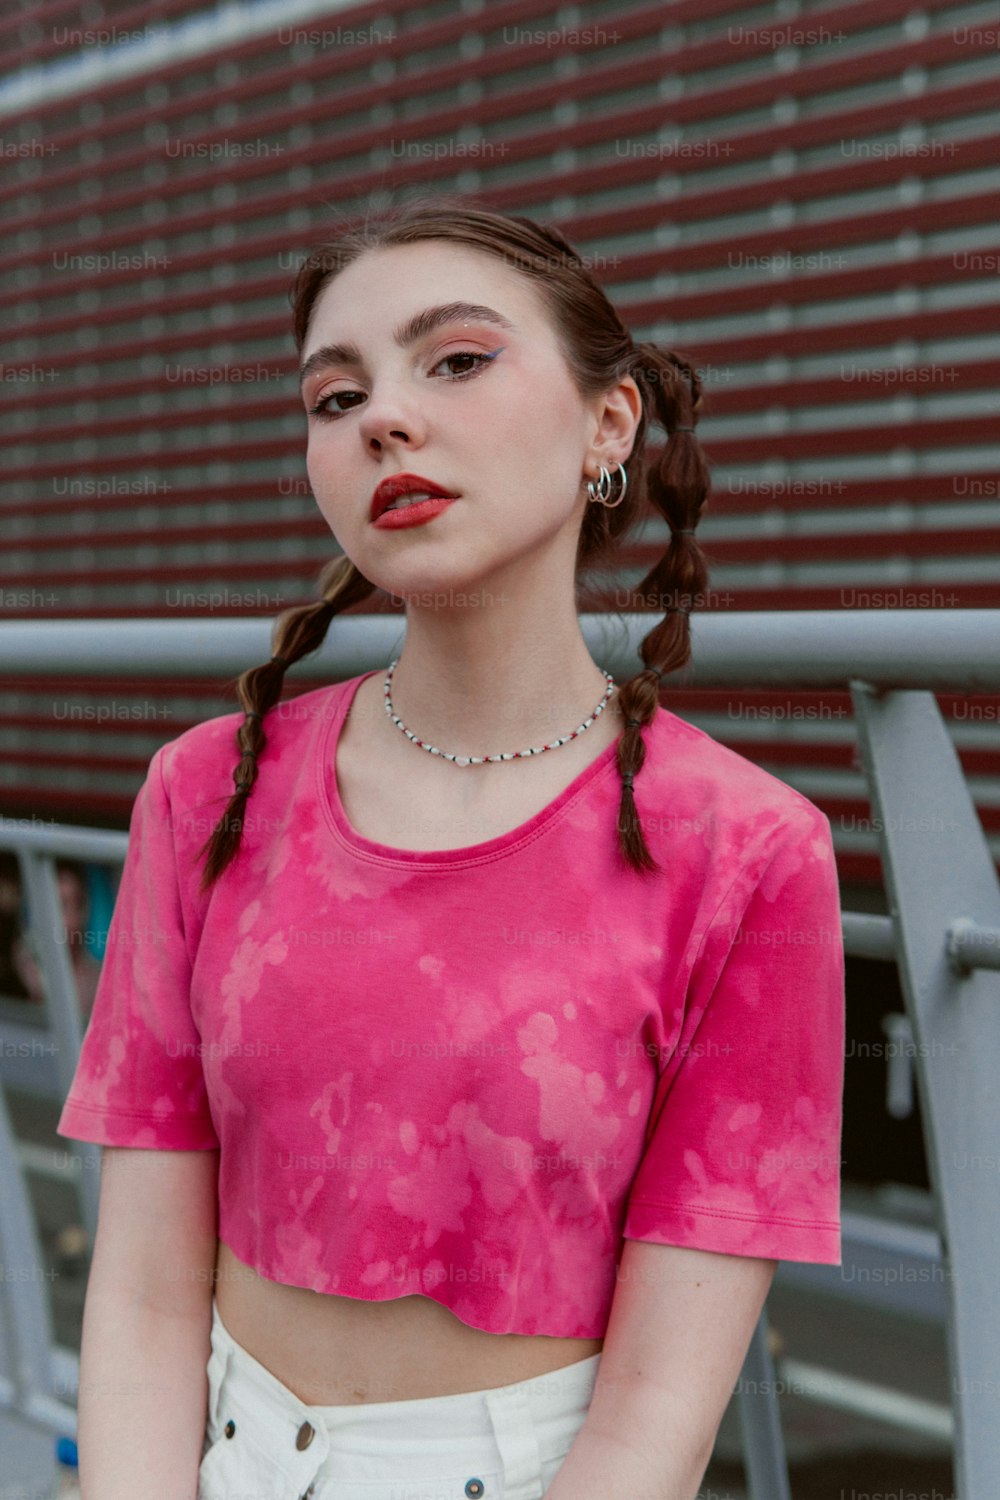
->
xmin=383 ymin=599 xmax=621 ymax=756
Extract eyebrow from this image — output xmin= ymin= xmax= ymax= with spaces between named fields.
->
xmin=298 ymin=301 xmax=517 ymax=388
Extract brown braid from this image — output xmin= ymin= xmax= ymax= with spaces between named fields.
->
xmin=196 ymin=554 xmax=376 ymax=893
xmin=610 ymin=345 xmax=710 ymax=874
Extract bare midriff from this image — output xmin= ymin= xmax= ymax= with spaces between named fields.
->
xmin=213 ymin=1238 xmax=603 ymax=1404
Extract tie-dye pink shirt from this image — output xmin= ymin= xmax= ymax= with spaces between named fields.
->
xmin=58 ymin=669 xmax=844 ymax=1338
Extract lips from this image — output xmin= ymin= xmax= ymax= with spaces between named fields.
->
xmin=370 ymin=472 xmax=458 ymax=521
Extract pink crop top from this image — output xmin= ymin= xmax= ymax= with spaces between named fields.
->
xmin=57 ymin=669 xmax=845 ymax=1338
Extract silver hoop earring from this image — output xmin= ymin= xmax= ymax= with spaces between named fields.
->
xmin=602 ymin=462 xmax=628 ymax=509
xmin=586 ymin=465 xmax=611 ymax=504
xmin=587 ymin=463 xmax=627 ymax=508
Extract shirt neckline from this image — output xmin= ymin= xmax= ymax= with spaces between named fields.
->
xmin=316 ymin=669 xmax=623 ymax=867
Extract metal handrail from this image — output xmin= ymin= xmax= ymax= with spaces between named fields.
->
xmin=0 ymin=608 xmax=998 ymax=687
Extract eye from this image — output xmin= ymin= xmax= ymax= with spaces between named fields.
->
xmin=432 ymin=349 xmax=497 ymax=378
xmin=308 ymin=388 xmax=364 ymax=420
xmin=307 ymin=348 xmax=503 ymax=422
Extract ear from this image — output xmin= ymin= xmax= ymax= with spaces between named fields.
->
xmin=588 ymin=373 xmax=644 ymax=469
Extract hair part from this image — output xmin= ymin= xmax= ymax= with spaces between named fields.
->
xmin=197 ymin=193 xmax=710 ymax=893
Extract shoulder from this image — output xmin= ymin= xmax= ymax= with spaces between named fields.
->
xmin=641 ymin=704 xmax=832 ymax=863
xmin=152 ymin=676 xmax=356 ymax=813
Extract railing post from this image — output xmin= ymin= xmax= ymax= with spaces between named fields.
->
xmin=18 ymin=850 xmax=101 ymax=1247
xmin=0 ymin=1080 xmax=64 ymax=1500
xmin=850 ymin=679 xmax=1000 ymax=1499
xmin=736 ymin=1306 xmax=793 ymax=1500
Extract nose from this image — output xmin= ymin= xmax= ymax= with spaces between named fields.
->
xmin=357 ymin=381 xmax=426 ymax=454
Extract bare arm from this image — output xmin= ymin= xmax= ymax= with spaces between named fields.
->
xmin=544 ymin=1238 xmax=777 ymax=1500
xmin=76 ymin=1144 xmax=220 ymax=1500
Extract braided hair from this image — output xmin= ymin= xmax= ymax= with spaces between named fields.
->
xmin=611 ymin=343 xmax=709 ymax=871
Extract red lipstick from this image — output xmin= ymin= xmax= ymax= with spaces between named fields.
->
xmin=372 ymin=498 xmax=457 ymax=529
xmin=370 ymin=472 xmax=458 ymax=522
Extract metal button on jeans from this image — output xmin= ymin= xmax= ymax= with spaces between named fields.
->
xmin=464 ymin=1481 xmax=485 ymax=1497
xmin=224 ymin=1420 xmax=236 ymax=1438
xmin=296 ymin=1420 xmax=316 ymax=1451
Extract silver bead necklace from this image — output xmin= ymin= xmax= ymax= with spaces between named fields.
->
xmin=382 ymin=658 xmax=617 ymax=767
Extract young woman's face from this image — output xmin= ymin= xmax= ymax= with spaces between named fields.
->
xmin=298 ymin=240 xmax=624 ymax=600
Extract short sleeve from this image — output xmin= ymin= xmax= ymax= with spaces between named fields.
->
xmin=56 ymin=746 xmax=219 ymax=1151
xmin=622 ymin=808 xmax=845 ymax=1264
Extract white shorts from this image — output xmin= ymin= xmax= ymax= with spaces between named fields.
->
xmin=198 ymin=1297 xmax=602 ymax=1500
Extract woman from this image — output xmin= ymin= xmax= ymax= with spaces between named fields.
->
xmin=58 ymin=196 xmax=845 ymax=1500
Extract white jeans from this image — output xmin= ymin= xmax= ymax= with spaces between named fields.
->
xmin=198 ymin=1298 xmax=602 ymax=1500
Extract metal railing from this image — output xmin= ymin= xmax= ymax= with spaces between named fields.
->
xmin=1 ymin=611 xmax=998 ymax=1500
